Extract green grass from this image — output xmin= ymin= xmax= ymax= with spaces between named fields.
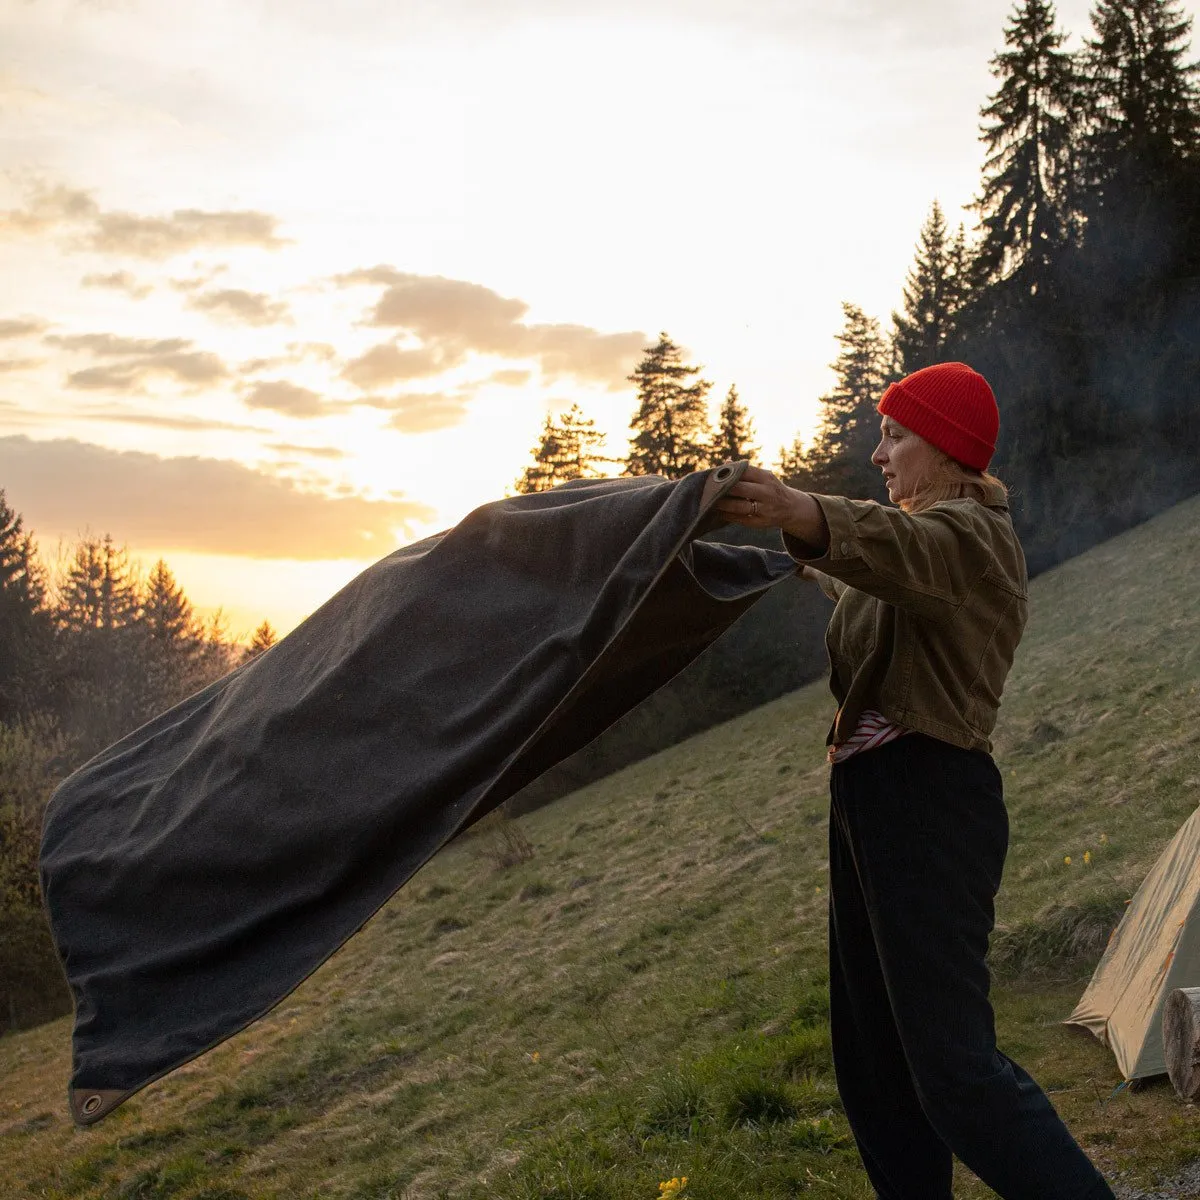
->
xmin=2 ymin=496 xmax=1199 ymax=1198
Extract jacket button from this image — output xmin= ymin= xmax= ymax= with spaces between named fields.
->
xmin=840 ymin=540 xmax=852 ymax=555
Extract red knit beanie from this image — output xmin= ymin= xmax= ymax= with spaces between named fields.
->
xmin=877 ymin=362 xmax=998 ymax=471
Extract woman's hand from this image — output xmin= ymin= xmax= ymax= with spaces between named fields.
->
xmin=713 ymin=465 xmax=803 ymax=528
xmin=714 ymin=466 xmax=830 ymax=552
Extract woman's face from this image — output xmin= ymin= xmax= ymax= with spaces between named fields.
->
xmin=871 ymin=416 xmax=944 ymax=504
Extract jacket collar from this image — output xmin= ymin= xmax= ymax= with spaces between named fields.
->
xmin=979 ymin=478 xmax=1010 ymax=510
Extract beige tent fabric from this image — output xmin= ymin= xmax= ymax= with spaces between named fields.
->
xmin=1066 ymin=805 xmax=1200 ymax=1080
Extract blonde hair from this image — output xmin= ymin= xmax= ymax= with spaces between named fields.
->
xmin=899 ymin=449 xmax=1007 ymax=514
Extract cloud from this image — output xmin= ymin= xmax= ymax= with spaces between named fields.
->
xmin=47 ymin=332 xmax=191 ymax=356
xmin=187 ymin=287 xmax=291 ymax=326
xmin=343 ymin=268 xmax=526 ymax=342
xmin=0 ymin=317 xmax=49 ymax=340
xmin=359 ymin=391 xmax=470 ymax=434
xmin=67 ymin=411 xmax=272 ymax=434
xmin=341 ymin=341 xmax=463 ymax=388
xmin=0 ymin=436 xmax=434 ymax=559
xmin=46 ymin=331 xmax=231 ymax=392
xmin=0 ymin=357 xmax=44 ymax=373
xmin=269 ymin=443 xmax=347 ymax=460
xmin=239 ymin=356 xmax=289 ymax=375
xmin=0 ymin=182 xmax=287 ymax=259
xmin=0 ymin=184 xmax=97 ymax=234
xmin=0 ymin=403 xmax=47 ymax=428
xmin=526 ymin=324 xmax=647 ymax=385
xmin=244 ymin=380 xmax=328 ymax=418
xmin=292 ymin=342 xmax=337 ymax=362
xmin=169 ymin=265 xmax=230 ymax=292
xmin=82 ymin=271 xmax=153 ymax=299
xmin=242 ymin=342 xmax=337 ymax=376
xmin=67 ymin=350 xmax=229 ymax=392
xmin=336 ymin=267 xmax=646 ymax=389
xmin=86 ymin=209 xmax=286 ymax=259
xmin=489 ymin=368 xmax=533 ymax=386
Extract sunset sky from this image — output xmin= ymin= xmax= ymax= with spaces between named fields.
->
xmin=3 ymin=0 xmax=1191 ymax=635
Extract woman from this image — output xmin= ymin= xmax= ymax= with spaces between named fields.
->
xmin=714 ymin=361 xmax=1114 ymax=1200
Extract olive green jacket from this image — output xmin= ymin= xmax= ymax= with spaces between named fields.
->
xmin=784 ymin=481 xmax=1028 ymax=753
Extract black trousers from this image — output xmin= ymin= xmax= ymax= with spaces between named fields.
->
xmin=828 ymin=735 xmax=1115 ymax=1200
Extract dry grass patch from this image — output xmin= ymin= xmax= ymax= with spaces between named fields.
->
xmin=0 ymin=495 xmax=1197 ymax=1197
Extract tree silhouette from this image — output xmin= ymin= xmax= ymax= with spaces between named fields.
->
xmin=974 ymin=0 xmax=1081 ymax=294
xmin=141 ymin=560 xmax=196 ymax=645
xmin=776 ymin=435 xmax=809 ymax=488
xmin=711 ymin=385 xmax=759 ymax=464
xmin=787 ymin=304 xmax=890 ymax=500
xmin=136 ymin=559 xmax=220 ymax=719
xmin=625 ymin=334 xmax=712 ymax=478
xmin=245 ymin=620 xmax=278 ymax=661
xmin=56 ymin=534 xmax=139 ymax=632
xmin=892 ymin=201 xmax=969 ymax=374
xmin=0 ymin=491 xmax=49 ymax=721
xmin=514 ymin=404 xmax=610 ymax=494
xmin=1081 ymin=0 xmax=1200 ymax=195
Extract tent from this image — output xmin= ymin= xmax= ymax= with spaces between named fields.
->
xmin=1065 ymin=805 xmax=1200 ymax=1080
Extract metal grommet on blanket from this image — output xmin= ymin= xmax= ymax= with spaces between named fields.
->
xmin=713 ymin=464 xmax=735 ymax=481
xmin=70 ymin=1087 xmax=126 ymax=1126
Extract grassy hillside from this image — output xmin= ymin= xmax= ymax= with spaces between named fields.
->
xmin=2 ymin=495 xmax=1198 ymax=1200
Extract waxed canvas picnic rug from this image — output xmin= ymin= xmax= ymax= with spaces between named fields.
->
xmin=41 ymin=463 xmax=797 ymax=1125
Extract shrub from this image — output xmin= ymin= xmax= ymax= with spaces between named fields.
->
xmin=0 ymin=714 xmax=71 ymax=1030
xmin=473 ymin=806 xmax=535 ymax=870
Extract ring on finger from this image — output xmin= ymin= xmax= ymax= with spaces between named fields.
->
xmin=750 ymin=499 xmax=759 ymax=518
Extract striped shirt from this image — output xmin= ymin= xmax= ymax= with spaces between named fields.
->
xmin=828 ymin=709 xmax=911 ymax=764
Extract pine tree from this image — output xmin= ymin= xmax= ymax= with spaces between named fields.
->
xmin=974 ymin=0 xmax=1081 ymax=292
xmin=50 ymin=535 xmax=141 ymax=757
xmin=1081 ymin=0 xmax=1200 ymax=193
xmin=245 ymin=620 xmax=278 ymax=661
xmin=56 ymin=534 xmax=139 ymax=632
xmin=625 ymin=334 xmax=713 ymax=478
xmin=775 ymin=435 xmax=810 ymax=489
xmin=513 ymin=415 xmax=561 ymax=494
xmin=0 ymin=493 xmax=45 ymax=616
xmin=0 ymin=492 xmax=50 ymax=721
xmin=514 ymin=404 xmax=610 ymax=494
xmin=1073 ymin=0 xmax=1200 ymax=442
xmin=133 ymin=558 xmax=211 ymax=720
xmin=711 ymin=385 xmax=759 ymax=464
xmin=947 ymin=223 xmax=973 ymax=324
xmin=891 ymin=202 xmax=969 ymax=375
xmin=799 ymin=304 xmax=890 ymax=500
xmin=140 ymin=560 xmax=196 ymax=644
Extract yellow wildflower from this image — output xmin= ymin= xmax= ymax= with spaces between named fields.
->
xmin=529 ymin=1051 xmax=540 ymax=1062
xmin=658 ymin=1177 xmax=688 ymax=1197
xmin=1064 ymin=855 xmax=1072 ymax=866
xmin=1083 ymin=850 xmax=1092 ymax=865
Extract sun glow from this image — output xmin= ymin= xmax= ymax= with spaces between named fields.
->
xmin=3 ymin=0 xmax=1135 ymax=634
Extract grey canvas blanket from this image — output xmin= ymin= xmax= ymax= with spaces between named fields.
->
xmin=41 ymin=463 xmax=796 ymax=1125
